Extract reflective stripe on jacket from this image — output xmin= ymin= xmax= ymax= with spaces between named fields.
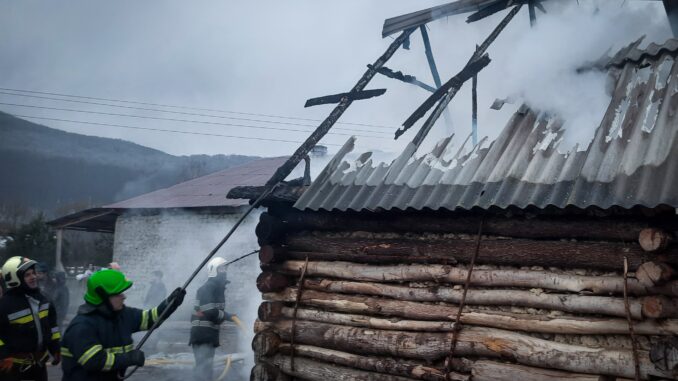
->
xmin=0 ymin=288 xmax=60 ymax=360
xmin=61 ymin=300 xmax=169 ymax=381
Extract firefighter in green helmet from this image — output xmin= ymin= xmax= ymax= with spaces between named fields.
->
xmin=60 ymin=269 xmax=185 ymax=381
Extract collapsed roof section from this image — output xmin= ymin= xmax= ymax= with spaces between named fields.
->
xmin=294 ymin=38 xmax=678 ymax=212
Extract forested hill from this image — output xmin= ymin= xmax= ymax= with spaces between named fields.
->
xmin=0 ymin=112 xmax=257 ymax=217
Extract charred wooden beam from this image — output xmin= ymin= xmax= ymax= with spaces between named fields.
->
xmin=263 ymin=290 xmax=678 ymax=336
xmin=400 ymin=5 xmax=522 ymax=140
xmin=528 ymin=0 xmax=537 ymax=27
xmin=396 ymin=55 xmax=489 ymax=140
xmin=265 ymin=28 xmax=415 ymax=187
xmin=263 ymin=209 xmax=678 ymax=242
xmin=467 ymin=0 xmax=511 ymax=23
xmin=257 ymin=320 xmax=671 ymax=378
xmin=227 ymin=184 xmax=307 ymax=204
xmin=665 ymin=0 xmax=678 ymax=38
xmin=304 ymin=89 xmax=387 ymax=108
xmin=283 ymin=232 xmax=678 ymax=272
xmin=256 ymin=213 xmax=287 ymax=245
xmin=369 ymin=65 xmax=436 ymax=93
xmin=471 ymin=73 xmax=478 ymax=145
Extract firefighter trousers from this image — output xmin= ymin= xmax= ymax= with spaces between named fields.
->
xmin=192 ymin=344 xmax=215 ymax=381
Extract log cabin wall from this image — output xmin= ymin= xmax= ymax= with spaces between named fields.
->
xmin=251 ymin=205 xmax=678 ymax=381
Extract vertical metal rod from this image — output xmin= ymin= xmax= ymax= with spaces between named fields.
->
xmin=420 ymin=25 xmax=453 ymax=134
xmin=623 ymin=257 xmax=642 ymax=381
xmin=471 ymin=74 xmax=478 ymax=146
xmin=420 ymin=25 xmax=442 ymax=88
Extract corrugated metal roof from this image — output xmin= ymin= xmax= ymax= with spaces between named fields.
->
xmin=608 ymin=38 xmax=678 ymax=68
xmin=295 ymin=40 xmax=678 ymax=212
xmin=382 ymin=0 xmax=501 ymax=37
xmin=105 ymin=156 xmax=288 ymax=209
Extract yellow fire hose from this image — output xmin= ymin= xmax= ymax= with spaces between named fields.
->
xmin=145 ymin=354 xmax=233 ymax=381
xmin=215 ymin=355 xmax=232 ymax=381
xmin=230 ymin=315 xmax=248 ymax=334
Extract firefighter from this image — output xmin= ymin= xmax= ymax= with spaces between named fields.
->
xmin=190 ymin=257 xmax=239 ymax=381
xmin=0 ymin=256 xmax=61 ymax=381
xmin=60 ymin=269 xmax=185 ymax=381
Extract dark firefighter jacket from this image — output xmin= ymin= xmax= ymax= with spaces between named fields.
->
xmin=189 ymin=277 xmax=232 ymax=347
xmin=60 ymin=297 xmax=175 ymax=381
xmin=0 ymin=288 xmax=60 ymax=362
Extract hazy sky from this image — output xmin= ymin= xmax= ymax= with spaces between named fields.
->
xmin=0 ymin=1 xmax=671 ymax=158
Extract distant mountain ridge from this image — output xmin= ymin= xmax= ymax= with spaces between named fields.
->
xmin=0 ymin=112 xmax=258 ymax=217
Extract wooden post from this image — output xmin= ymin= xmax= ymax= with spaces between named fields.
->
xmin=55 ymin=229 xmax=65 ymax=272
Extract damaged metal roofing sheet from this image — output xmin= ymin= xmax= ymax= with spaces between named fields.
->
xmin=294 ymin=39 xmax=678 ymax=212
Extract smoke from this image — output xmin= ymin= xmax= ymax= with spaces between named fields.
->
xmin=410 ymin=0 xmax=672 ymax=154
xmin=113 ymin=209 xmax=262 ymax=378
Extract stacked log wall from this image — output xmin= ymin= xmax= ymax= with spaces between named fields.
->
xmin=251 ymin=209 xmax=678 ymax=380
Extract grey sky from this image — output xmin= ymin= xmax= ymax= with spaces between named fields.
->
xmin=0 ymin=1 xmax=671 ymax=158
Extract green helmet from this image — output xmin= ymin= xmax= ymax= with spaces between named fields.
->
xmin=84 ymin=269 xmax=133 ymax=305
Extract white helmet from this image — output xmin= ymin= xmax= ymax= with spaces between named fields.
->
xmin=2 ymin=256 xmax=37 ymax=289
xmin=207 ymin=257 xmax=228 ymax=278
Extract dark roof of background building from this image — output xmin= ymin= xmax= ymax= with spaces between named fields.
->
xmin=294 ymin=38 xmax=678 ymax=212
xmin=105 ymin=156 xmax=287 ymax=209
xmin=49 ymin=156 xmax=288 ymax=232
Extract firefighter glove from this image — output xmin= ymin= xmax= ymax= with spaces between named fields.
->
xmin=51 ymin=351 xmax=61 ymax=366
xmin=169 ymin=287 xmax=186 ymax=307
xmin=125 ymin=350 xmax=145 ymax=367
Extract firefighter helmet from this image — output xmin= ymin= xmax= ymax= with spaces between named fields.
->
xmin=1 ymin=256 xmax=37 ymax=289
xmin=207 ymin=257 xmax=228 ymax=278
xmin=84 ymin=269 xmax=133 ymax=305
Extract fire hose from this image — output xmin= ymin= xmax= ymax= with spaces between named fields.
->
xmin=119 ymin=184 xmax=279 ymax=380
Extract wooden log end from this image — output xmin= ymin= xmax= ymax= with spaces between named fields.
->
xmin=636 ymin=261 xmax=675 ymax=287
xmin=259 ymin=301 xmax=285 ymax=321
xmin=257 ymin=272 xmax=290 ymax=293
xmin=642 ymin=296 xmax=678 ymax=319
xmin=260 ymin=245 xmax=284 ymax=264
xmin=256 ymin=214 xmax=286 ymax=245
xmin=252 ymin=330 xmax=282 ymax=357
xmin=251 ymin=362 xmax=286 ymax=381
xmin=639 ymin=228 xmax=673 ymax=252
